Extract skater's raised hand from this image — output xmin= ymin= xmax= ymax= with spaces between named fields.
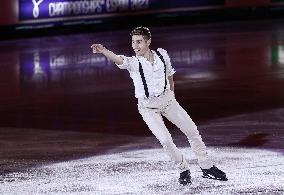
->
xmin=91 ymin=44 xmax=106 ymax=54
xmin=90 ymin=43 xmax=123 ymax=65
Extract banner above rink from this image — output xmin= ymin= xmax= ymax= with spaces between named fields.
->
xmin=18 ymin=0 xmax=225 ymax=21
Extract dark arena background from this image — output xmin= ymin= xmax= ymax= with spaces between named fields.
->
xmin=0 ymin=0 xmax=284 ymax=194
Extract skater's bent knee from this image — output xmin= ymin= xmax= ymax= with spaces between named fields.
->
xmin=180 ymin=123 xmax=198 ymax=133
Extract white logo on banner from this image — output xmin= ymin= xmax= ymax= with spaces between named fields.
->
xmin=32 ymin=0 xmax=44 ymax=18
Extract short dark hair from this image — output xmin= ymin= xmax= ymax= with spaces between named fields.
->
xmin=130 ymin=26 xmax=151 ymax=40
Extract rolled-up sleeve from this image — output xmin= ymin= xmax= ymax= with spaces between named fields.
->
xmin=115 ymin=55 xmax=134 ymax=72
xmin=157 ymin=48 xmax=176 ymax=76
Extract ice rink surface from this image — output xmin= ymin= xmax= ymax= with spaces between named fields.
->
xmin=1 ymin=147 xmax=283 ymax=194
xmin=1 ymin=108 xmax=284 ymax=195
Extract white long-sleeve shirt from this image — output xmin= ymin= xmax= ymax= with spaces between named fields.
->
xmin=116 ymin=48 xmax=176 ymax=99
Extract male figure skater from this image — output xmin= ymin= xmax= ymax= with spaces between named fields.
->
xmin=91 ymin=27 xmax=227 ymax=185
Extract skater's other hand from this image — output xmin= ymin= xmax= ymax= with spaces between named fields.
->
xmin=91 ymin=44 xmax=106 ymax=54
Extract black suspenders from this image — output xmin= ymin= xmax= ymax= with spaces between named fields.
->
xmin=139 ymin=61 xmax=149 ymax=98
xmin=156 ymin=50 xmax=167 ymax=93
xmin=138 ymin=50 xmax=167 ymax=98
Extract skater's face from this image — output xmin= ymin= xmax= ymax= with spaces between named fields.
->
xmin=131 ymin=35 xmax=151 ymax=56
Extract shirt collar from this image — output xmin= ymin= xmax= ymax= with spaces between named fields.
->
xmin=136 ymin=50 xmax=157 ymax=61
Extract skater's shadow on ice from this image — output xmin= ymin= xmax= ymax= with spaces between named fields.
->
xmin=228 ymin=133 xmax=269 ymax=147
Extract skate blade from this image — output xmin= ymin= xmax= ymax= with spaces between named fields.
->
xmin=202 ymin=175 xmax=228 ymax=181
xmin=179 ymin=182 xmax=192 ymax=186
xmin=179 ymin=179 xmax=192 ymax=186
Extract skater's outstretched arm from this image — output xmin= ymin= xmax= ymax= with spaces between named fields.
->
xmin=91 ymin=44 xmax=123 ymax=65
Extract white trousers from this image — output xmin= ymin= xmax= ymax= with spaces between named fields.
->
xmin=138 ymin=90 xmax=213 ymax=171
